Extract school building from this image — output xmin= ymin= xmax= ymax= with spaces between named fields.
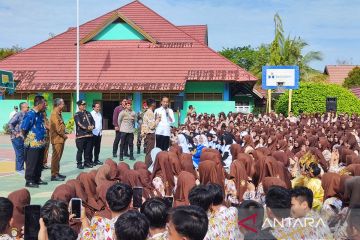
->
xmin=0 ymin=0 xmax=261 ymax=129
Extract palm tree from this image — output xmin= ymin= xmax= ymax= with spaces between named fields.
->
xmin=269 ymin=14 xmax=325 ymax=82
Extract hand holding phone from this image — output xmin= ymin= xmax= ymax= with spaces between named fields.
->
xmin=133 ymin=187 xmax=143 ymax=208
xmin=24 ymin=205 xmax=41 ymax=240
xmin=71 ymin=198 xmax=82 ymax=219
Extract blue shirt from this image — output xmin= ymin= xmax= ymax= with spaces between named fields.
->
xmin=192 ymin=144 xmax=205 ymax=168
xmin=8 ymin=111 xmax=26 ymax=139
xmin=21 ymin=109 xmax=46 ymax=148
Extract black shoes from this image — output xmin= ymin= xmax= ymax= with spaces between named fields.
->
xmin=25 ymin=179 xmax=47 ymax=188
xmin=77 ymin=164 xmax=84 ymax=169
xmin=37 ymin=179 xmax=48 ymax=185
xmin=124 ymin=153 xmax=130 ymax=157
xmin=58 ymin=174 xmax=66 ymax=179
xmin=51 ymin=175 xmax=65 ymax=181
xmin=84 ymin=163 xmax=93 ymax=168
xmin=129 ymin=156 xmax=135 ymax=161
xmin=25 ymin=182 xmax=39 ymax=188
xmin=94 ymin=161 xmax=103 ymax=166
xmin=113 ymin=154 xmax=118 ymax=158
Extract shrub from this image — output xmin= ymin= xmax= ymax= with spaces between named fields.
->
xmin=65 ymin=118 xmax=75 ymax=134
xmin=275 ymin=82 xmax=360 ymax=116
xmin=2 ymin=124 xmax=10 ymax=134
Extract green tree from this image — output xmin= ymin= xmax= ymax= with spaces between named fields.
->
xmin=268 ymin=14 xmax=323 ymax=82
xmin=219 ymin=45 xmax=269 ymax=79
xmin=219 ymin=14 xmax=324 ymax=83
xmin=343 ymin=67 xmax=360 ymax=88
xmin=0 ymin=45 xmax=23 ymax=60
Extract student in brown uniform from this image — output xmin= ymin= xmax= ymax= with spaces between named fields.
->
xmin=50 ymin=98 xmax=68 ymax=181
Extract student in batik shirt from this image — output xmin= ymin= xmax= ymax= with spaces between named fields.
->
xmin=80 ymin=183 xmax=133 ymax=240
xmin=290 ymin=187 xmax=333 ymax=240
xmin=189 ymin=184 xmax=242 ymax=240
xmin=114 ymin=210 xmax=149 ymax=240
xmin=140 ymin=198 xmax=169 ymax=240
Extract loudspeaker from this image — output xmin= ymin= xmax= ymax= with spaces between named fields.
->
xmin=326 ymin=97 xmax=337 ymax=112
xmin=174 ymin=95 xmax=184 ymax=110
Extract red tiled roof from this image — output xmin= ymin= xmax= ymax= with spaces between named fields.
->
xmin=177 ymin=25 xmax=208 ymax=45
xmin=351 ymin=87 xmax=360 ymax=99
xmin=324 ymin=65 xmax=358 ymax=85
xmin=0 ymin=0 xmax=257 ymax=92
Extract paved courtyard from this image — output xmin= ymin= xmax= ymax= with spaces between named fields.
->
xmin=0 ymin=131 xmax=145 ymax=205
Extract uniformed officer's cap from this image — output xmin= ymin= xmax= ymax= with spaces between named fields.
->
xmin=76 ymin=100 xmax=86 ymax=106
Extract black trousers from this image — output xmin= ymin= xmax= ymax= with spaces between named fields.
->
xmin=113 ymin=131 xmax=129 ymax=155
xmin=156 ymin=134 xmax=170 ymax=151
xmin=92 ymin=135 xmax=102 ymax=162
xmin=120 ymin=132 xmax=134 ymax=158
xmin=76 ymin=137 xmax=93 ymax=165
xmin=24 ymin=147 xmax=45 ymax=183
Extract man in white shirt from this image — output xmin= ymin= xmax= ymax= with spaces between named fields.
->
xmin=8 ymin=105 xmax=18 ymax=120
xmin=91 ymin=103 xmax=103 ymax=165
xmin=154 ymin=96 xmax=175 ymax=151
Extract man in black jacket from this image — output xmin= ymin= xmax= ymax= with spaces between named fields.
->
xmin=74 ymin=100 xmax=95 ymax=169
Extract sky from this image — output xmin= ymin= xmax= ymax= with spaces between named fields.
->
xmin=0 ymin=0 xmax=359 ymax=70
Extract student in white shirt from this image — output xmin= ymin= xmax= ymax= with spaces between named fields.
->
xmin=154 ymin=96 xmax=175 ymax=151
xmin=91 ymin=103 xmax=103 ymax=165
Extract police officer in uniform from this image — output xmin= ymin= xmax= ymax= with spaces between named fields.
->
xmin=74 ymin=100 xmax=95 ymax=169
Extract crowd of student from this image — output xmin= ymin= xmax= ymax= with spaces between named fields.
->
xmin=1 ymin=110 xmax=360 ymax=240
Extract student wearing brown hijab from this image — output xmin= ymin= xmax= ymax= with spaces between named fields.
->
xmin=180 ymin=153 xmax=197 ymax=178
xmin=117 ymin=162 xmax=131 ymax=182
xmin=198 ymin=160 xmax=221 ymax=186
xmin=174 ymin=171 xmax=196 ymax=207
xmin=151 ymin=151 xmax=175 ymax=196
xmin=7 ymin=188 xmax=30 ymax=238
xmin=51 ymin=184 xmax=76 ymax=203
xmin=95 ymin=181 xmax=115 ymax=219
xmin=262 ymin=177 xmax=287 ymax=194
xmin=95 ymin=164 xmax=114 ymax=187
xmin=346 ymin=164 xmax=360 ymax=176
xmin=229 ymin=160 xmax=248 ymax=202
xmin=104 ymin=158 xmax=120 ymax=181
xmin=133 ymin=161 xmax=148 ymax=170
xmin=77 ymin=172 xmax=102 ymax=212
xmin=168 ymin=151 xmax=182 ymax=177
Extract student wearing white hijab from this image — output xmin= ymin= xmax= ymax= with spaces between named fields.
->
xmin=177 ymin=134 xmax=190 ymax=154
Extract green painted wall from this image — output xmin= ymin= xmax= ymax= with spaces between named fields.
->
xmin=93 ymin=23 xmax=145 ymax=40
xmin=185 ymin=82 xmax=224 ymax=93
xmin=0 ymin=100 xmax=26 ymax=132
xmin=180 ymin=101 xmax=235 ymax=123
xmin=85 ymin=92 xmax=102 ymax=112
xmin=233 ymin=95 xmax=254 ymax=112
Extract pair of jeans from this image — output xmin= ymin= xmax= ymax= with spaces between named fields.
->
xmin=11 ymin=137 xmax=25 ymax=171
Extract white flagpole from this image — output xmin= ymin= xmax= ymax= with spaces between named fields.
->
xmin=76 ymin=0 xmax=80 ymax=102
